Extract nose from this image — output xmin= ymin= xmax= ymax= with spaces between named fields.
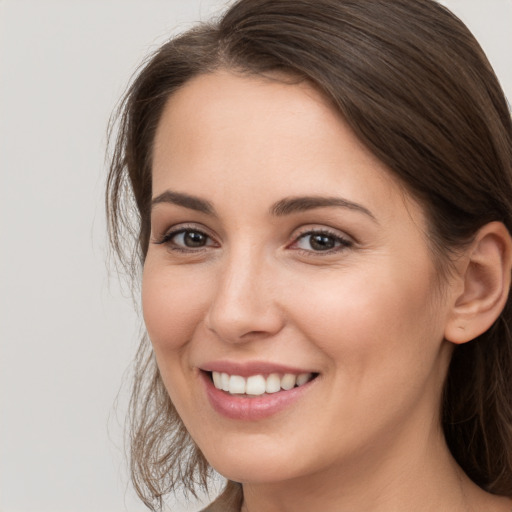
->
xmin=204 ymin=249 xmax=285 ymax=344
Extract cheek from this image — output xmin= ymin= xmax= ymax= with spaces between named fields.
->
xmin=141 ymin=261 xmax=210 ymax=353
xmin=282 ymin=263 xmax=447 ymax=450
xmin=141 ymin=261 xmax=215 ymax=422
xmin=286 ymin=259 xmax=442 ymax=378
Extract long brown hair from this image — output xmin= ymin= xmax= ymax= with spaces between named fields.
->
xmin=107 ymin=0 xmax=512 ymax=509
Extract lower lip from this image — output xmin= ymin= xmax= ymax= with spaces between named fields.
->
xmin=201 ymin=371 xmax=316 ymax=421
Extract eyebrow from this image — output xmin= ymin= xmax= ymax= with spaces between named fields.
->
xmin=151 ymin=190 xmax=377 ymax=222
xmin=270 ymin=196 xmax=377 ymax=222
xmin=151 ymin=190 xmax=215 ymax=215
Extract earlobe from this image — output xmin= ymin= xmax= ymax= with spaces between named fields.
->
xmin=444 ymin=222 xmax=512 ymax=345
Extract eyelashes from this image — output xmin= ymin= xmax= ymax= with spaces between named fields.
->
xmin=290 ymin=229 xmax=353 ymax=253
xmin=154 ymin=225 xmax=353 ymax=255
xmin=154 ymin=226 xmax=218 ymax=252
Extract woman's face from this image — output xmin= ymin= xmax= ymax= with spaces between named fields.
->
xmin=143 ymin=71 xmax=455 ymax=484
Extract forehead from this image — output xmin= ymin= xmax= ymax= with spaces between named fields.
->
xmin=151 ymin=70 xmax=422 ymax=227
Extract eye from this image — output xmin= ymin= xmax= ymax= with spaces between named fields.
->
xmin=155 ymin=227 xmax=217 ymax=251
xmin=173 ymin=230 xmax=210 ymax=247
xmin=291 ymin=229 xmax=352 ymax=253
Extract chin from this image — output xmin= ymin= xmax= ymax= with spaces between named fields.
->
xmin=197 ymin=432 xmax=322 ymax=485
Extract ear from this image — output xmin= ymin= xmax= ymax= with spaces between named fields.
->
xmin=444 ymin=222 xmax=512 ymax=344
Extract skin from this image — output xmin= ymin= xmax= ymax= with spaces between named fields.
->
xmin=143 ymin=71 xmax=512 ymax=511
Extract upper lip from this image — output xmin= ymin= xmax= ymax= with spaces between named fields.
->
xmin=199 ymin=360 xmax=317 ymax=377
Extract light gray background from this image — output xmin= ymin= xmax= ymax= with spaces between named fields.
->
xmin=0 ymin=1 xmax=510 ymax=511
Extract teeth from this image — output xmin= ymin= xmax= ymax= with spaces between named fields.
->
xmin=229 ymin=375 xmax=246 ymax=394
xmin=246 ymin=375 xmax=266 ymax=395
xmin=265 ymin=373 xmax=281 ymax=394
xmin=281 ymin=373 xmax=296 ymax=390
xmin=212 ymin=371 xmax=222 ymax=389
xmin=211 ymin=371 xmax=314 ymax=395
xmin=221 ymin=372 xmax=230 ymax=392
xmin=296 ymin=373 xmax=311 ymax=386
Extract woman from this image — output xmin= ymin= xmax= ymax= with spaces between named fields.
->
xmin=106 ymin=0 xmax=512 ymax=510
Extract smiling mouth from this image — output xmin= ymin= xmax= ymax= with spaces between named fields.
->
xmin=206 ymin=371 xmax=318 ymax=396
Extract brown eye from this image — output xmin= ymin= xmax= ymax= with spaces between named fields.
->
xmin=180 ymin=230 xmax=208 ymax=247
xmin=309 ymin=234 xmax=336 ymax=251
xmin=293 ymin=230 xmax=353 ymax=253
xmin=157 ymin=228 xmax=216 ymax=250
